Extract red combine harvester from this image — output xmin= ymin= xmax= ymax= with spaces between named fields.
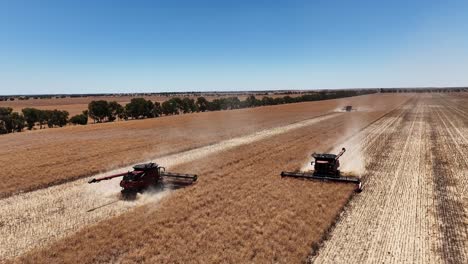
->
xmin=88 ymin=162 xmax=198 ymax=199
xmin=281 ymin=148 xmax=362 ymax=192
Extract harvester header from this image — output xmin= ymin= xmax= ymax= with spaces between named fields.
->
xmin=88 ymin=162 xmax=198 ymax=198
xmin=281 ymin=147 xmax=362 ymax=192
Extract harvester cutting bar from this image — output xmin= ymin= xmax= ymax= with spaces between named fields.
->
xmin=161 ymin=172 xmax=198 ymax=182
xmin=280 ymin=171 xmax=361 ymax=184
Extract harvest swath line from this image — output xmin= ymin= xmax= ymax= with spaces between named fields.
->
xmin=305 ymin=100 xmax=411 ymax=257
xmin=328 ymin=98 xmax=413 ymax=179
xmin=1 ymin=93 xmax=408 ymax=199
xmin=0 ymin=112 xmax=341 ymax=260
xmin=8 ymin=95 xmax=413 ymax=263
xmin=431 ymin=103 xmax=468 ymax=263
xmin=310 ymin=96 xmax=468 ymax=263
xmin=310 ymin=99 xmax=428 ymax=263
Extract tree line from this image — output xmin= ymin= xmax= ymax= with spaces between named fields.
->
xmin=0 ymin=89 xmax=374 ymax=135
xmin=0 ymin=108 xmax=70 ymax=134
xmin=86 ymin=90 xmax=374 ymax=123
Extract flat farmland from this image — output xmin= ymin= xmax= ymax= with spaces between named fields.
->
xmin=2 ymin=94 xmax=409 ymax=262
xmin=0 ymin=93 xmax=406 ymax=198
xmin=0 ymin=93 xmax=409 ymax=262
xmin=310 ymin=94 xmax=468 ymax=263
xmin=0 ymin=94 xmax=301 ymax=116
xmin=2 ymin=93 xmax=466 ymax=263
xmin=0 ymin=95 xmax=174 ymax=116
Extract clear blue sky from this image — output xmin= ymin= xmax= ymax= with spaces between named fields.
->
xmin=1 ymin=0 xmax=467 ymax=95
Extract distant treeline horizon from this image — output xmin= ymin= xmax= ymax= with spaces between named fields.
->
xmin=1 ymin=87 xmax=467 ymax=135
xmin=0 ymin=89 xmax=367 ymax=100
xmin=0 ymin=89 xmax=375 ymax=135
xmin=1 ymin=87 xmax=466 ymax=100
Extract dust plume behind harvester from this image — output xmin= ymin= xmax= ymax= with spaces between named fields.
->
xmin=281 ymin=148 xmax=362 ymax=192
xmin=88 ymin=162 xmax=198 ymax=199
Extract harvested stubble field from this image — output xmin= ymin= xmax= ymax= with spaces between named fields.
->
xmin=310 ymin=94 xmax=468 ymax=264
xmin=0 ymin=113 xmax=345 ymax=259
xmin=0 ymin=93 xmax=404 ymax=198
xmin=1 ymin=95 xmax=465 ymax=264
xmin=0 ymin=93 xmax=412 ymax=263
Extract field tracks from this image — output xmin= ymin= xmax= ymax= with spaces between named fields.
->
xmin=0 ymin=111 xmax=342 ymax=200
xmin=430 ymin=100 xmax=468 ymax=263
xmin=0 ymin=112 xmax=343 ymax=260
xmin=310 ymin=96 xmax=468 ymax=264
xmin=308 ymin=98 xmax=417 ymax=262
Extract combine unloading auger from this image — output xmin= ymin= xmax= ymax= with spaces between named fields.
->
xmin=88 ymin=162 xmax=197 ymax=199
xmin=281 ymin=148 xmax=362 ymax=192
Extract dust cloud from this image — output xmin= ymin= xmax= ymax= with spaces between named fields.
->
xmin=300 ymin=102 xmax=373 ymax=176
xmin=0 ymin=112 xmax=341 ymax=260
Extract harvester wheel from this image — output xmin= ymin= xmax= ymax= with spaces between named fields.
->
xmin=152 ymin=181 xmax=164 ymax=191
xmin=356 ymin=182 xmax=363 ymax=193
xmin=121 ymin=191 xmax=137 ymax=200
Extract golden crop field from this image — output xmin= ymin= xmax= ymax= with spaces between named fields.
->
xmin=1 ymin=93 xmax=467 ymax=263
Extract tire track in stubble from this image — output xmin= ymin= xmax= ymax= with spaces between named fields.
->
xmin=430 ymin=100 xmax=468 ymax=263
xmin=302 ymin=102 xmax=412 ymax=260
xmin=310 ymin=98 xmax=446 ymax=263
xmin=433 ymin=94 xmax=468 ymax=196
xmin=0 ymin=113 xmax=343 ymax=260
xmin=309 ymin=100 xmax=418 ymax=262
xmin=331 ymin=98 xmax=413 ymax=184
xmin=361 ymin=100 xmax=423 ymax=263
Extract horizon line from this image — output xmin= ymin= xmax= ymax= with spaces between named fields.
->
xmin=1 ymin=86 xmax=467 ymax=97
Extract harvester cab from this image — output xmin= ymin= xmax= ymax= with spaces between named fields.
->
xmin=88 ymin=162 xmax=198 ymax=199
xmin=281 ymin=147 xmax=362 ymax=192
xmin=312 ymin=147 xmax=345 ymax=177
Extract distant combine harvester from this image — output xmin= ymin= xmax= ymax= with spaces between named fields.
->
xmin=342 ymin=105 xmax=357 ymax=112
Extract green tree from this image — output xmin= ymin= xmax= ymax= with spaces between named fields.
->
xmin=181 ymin=98 xmax=197 ymax=113
xmin=206 ymin=97 xmax=241 ymax=111
xmin=69 ymin=113 xmax=88 ymax=125
xmin=144 ymin=100 xmax=155 ymax=117
xmin=10 ymin=112 xmax=25 ymax=132
xmin=261 ymin=96 xmax=275 ymax=106
xmin=37 ymin=110 xmax=49 ymax=129
xmin=273 ymin=97 xmax=285 ymax=105
xmin=125 ymin=98 xmax=154 ymax=119
xmin=108 ymin=101 xmax=124 ymax=121
xmin=207 ymin=99 xmax=222 ymax=111
xmin=283 ymin=96 xmax=296 ymax=104
xmin=88 ymin=100 xmax=110 ymax=123
xmin=48 ymin=110 xmax=69 ymax=127
xmin=161 ymin=98 xmax=180 ymax=115
xmin=153 ymin=102 xmax=162 ymax=117
xmin=44 ymin=110 xmax=54 ymax=128
xmin=42 ymin=109 xmax=69 ymax=128
xmin=0 ymin=107 xmax=13 ymax=134
xmin=243 ymin=95 xmax=260 ymax=108
xmin=22 ymin=108 xmax=40 ymax=130
xmin=0 ymin=108 xmax=25 ymax=133
xmin=196 ymin=97 xmax=209 ymax=112
xmin=224 ymin=97 xmax=241 ymax=109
